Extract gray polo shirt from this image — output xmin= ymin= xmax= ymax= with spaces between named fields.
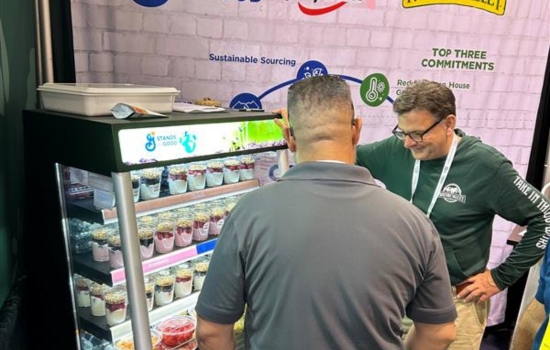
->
xmin=196 ymin=161 xmax=456 ymax=350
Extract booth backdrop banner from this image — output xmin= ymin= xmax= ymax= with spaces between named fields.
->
xmin=70 ymin=0 xmax=550 ymax=325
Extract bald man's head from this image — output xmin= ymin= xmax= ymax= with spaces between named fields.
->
xmin=287 ymin=75 xmax=355 ymax=147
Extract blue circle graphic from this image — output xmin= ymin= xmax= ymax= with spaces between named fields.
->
xmin=296 ymin=60 xmax=329 ymax=80
xmin=230 ymin=93 xmax=263 ymax=110
xmin=133 ymin=0 xmax=169 ymax=7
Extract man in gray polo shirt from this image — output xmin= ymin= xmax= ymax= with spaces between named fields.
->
xmin=195 ymin=75 xmax=457 ymax=350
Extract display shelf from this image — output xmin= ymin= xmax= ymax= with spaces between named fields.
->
xmin=74 ymin=237 xmax=218 ymax=286
xmin=67 ymin=179 xmax=260 ymax=225
xmin=79 ymin=291 xmax=200 ymax=341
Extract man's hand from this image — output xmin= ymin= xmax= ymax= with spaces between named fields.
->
xmin=456 ymin=270 xmax=501 ymax=302
xmin=272 ymin=108 xmax=289 ymax=129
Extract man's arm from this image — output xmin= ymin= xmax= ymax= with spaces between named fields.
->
xmin=196 ymin=314 xmax=236 ymax=350
xmin=482 ymin=162 xmax=548 ymax=292
xmin=404 ymin=321 xmax=456 ymax=350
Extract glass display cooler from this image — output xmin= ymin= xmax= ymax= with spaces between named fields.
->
xmin=22 ymin=109 xmax=289 ymax=349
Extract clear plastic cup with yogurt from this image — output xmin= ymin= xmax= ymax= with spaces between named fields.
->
xmin=187 ymin=163 xmax=207 ymax=191
xmin=144 ymin=275 xmax=155 ymax=311
xmin=130 ymin=170 xmax=142 ymax=202
xmin=105 ymin=286 xmax=127 ymax=326
xmin=174 ymin=264 xmax=194 ymax=298
xmin=155 ymin=270 xmax=175 ymax=306
xmin=90 ymin=282 xmax=106 ymax=316
xmin=91 ymin=228 xmax=110 ymax=262
xmin=175 ymin=214 xmax=194 ymax=248
xmin=206 ymin=160 xmax=224 ymax=188
xmin=224 ymin=199 xmax=237 ymax=218
xmin=193 ymin=260 xmax=210 ymax=291
xmin=154 ymin=217 xmax=175 ymax=254
xmin=75 ymin=275 xmax=91 ymax=307
xmin=192 ymin=209 xmax=211 ymax=242
xmin=140 ymin=168 xmax=162 ymax=200
xmin=223 ymin=158 xmax=240 ymax=184
xmin=239 ymin=156 xmax=256 ymax=181
xmin=108 ymin=233 xmax=124 ymax=269
xmin=167 ymin=165 xmax=188 ymax=195
xmin=138 ymin=225 xmax=155 ymax=261
xmin=208 ymin=205 xmax=225 ymax=236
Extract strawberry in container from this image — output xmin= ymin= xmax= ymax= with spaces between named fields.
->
xmin=155 ymin=316 xmax=196 ymax=348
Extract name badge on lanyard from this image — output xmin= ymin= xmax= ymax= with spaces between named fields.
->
xmin=410 ymin=134 xmax=458 ymax=218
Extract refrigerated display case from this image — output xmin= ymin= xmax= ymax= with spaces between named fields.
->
xmin=22 ymin=109 xmax=289 ymax=349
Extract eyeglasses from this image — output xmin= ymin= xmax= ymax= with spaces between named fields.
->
xmin=392 ymin=118 xmax=443 ymax=142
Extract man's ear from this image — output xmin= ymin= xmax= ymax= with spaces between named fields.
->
xmin=444 ymin=114 xmax=457 ymax=135
xmin=283 ymin=126 xmax=296 ymax=152
xmin=352 ymin=117 xmax=362 ymax=146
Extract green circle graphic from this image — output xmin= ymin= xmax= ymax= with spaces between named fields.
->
xmin=360 ymin=73 xmax=389 ymax=107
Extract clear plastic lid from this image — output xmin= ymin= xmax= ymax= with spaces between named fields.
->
xmin=38 ymin=82 xmax=180 ymax=95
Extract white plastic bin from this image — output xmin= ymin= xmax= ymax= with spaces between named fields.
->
xmin=37 ymin=83 xmax=180 ymax=116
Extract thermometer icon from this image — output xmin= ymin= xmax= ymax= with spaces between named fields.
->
xmin=365 ymin=76 xmax=379 ymax=103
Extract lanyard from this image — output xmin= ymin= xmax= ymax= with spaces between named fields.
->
xmin=410 ymin=134 xmax=458 ymax=218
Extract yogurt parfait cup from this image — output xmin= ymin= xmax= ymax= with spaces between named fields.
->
xmin=91 ymin=228 xmax=110 ymax=262
xmin=223 ymin=158 xmax=240 ymax=184
xmin=175 ymin=214 xmax=194 ymax=248
xmin=108 ymin=234 xmax=124 ymax=269
xmin=167 ymin=165 xmax=188 ymax=194
xmin=208 ymin=206 xmax=225 ymax=236
xmin=154 ymin=219 xmax=175 ymax=254
xmin=130 ymin=171 xmax=141 ymax=202
xmin=140 ymin=168 xmax=162 ymax=200
xmin=224 ymin=200 xmax=237 ymax=217
xmin=138 ymin=225 xmax=155 ymax=261
xmin=155 ymin=270 xmax=175 ymax=306
xmin=90 ymin=283 xmax=106 ymax=316
xmin=187 ymin=163 xmax=207 ymax=191
xmin=75 ymin=275 xmax=91 ymax=308
xmin=192 ymin=210 xmax=211 ymax=242
xmin=105 ymin=287 xmax=127 ymax=326
xmin=138 ymin=215 xmax=158 ymax=227
xmin=239 ymin=156 xmax=256 ymax=181
xmin=144 ymin=275 xmax=155 ymax=311
xmin=206 ymin=161 xmax=224 ymax=187
xmin=174 ymin=264 xmax=194 ymax=298
xmin=193 ymin=261 xmax=209 ymax=291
